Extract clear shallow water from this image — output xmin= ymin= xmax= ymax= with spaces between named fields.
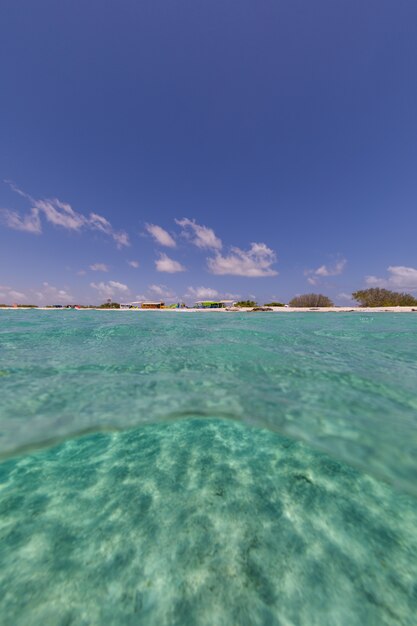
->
xmin=1 ymin=311 xmax=417 ymax=624
xmin=1 ymin=311 xmax=416 ymax=492
xmin=1 ymin=419 xmax=417 ymax=626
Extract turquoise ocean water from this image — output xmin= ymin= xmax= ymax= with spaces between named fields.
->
xmin=1 ymin=311 xmax=416 ymax=624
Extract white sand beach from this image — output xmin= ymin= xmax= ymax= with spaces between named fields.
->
xmin=2 ymin=306 xmax=417 ymax=313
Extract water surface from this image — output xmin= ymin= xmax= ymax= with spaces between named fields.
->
xmin=1 ymin=311 xmax=416 ymax=492
xmin=1 ymin=311 xmax=417 ymax=624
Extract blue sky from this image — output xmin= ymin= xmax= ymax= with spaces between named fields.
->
xmin=1 ymin=0 xmax=417 ymax=305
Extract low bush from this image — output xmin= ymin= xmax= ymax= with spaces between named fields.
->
xmin=289 ymin=294 xmax=334 ymax=307
xmin=235 ymin=300 xmax=257 ymax=308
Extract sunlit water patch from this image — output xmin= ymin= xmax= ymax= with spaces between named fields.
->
xmin=1 ymin=419 xmax=416 ymax=626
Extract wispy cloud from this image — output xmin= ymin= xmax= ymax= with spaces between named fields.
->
xmin=34 ymin=282 xmax=74 ymax=304
xmin=35 ymin=198 xmax=86 ymax=230
xmin=155 ymin=253 xmax=186 ymax=273
xmin=149 ymin=284 xmax=176 ymax=299
xmin=2 ymin=182 xmax=130 ymax=247
xmin=305 ymin=259 xmax=346 ymax=285
xmin=315 ymin=259 xmax=346 ymax=276
xmin=89 ymin=212 xmax=130 ymax=248
xmin=0 ymin=282 xmax=77 ymax=305
xmin=128 ymin=260 xmax=139 ymax=268
xmin=337 ymin=292 xmax=354 ymax=302
xmin=90 ymin=263 xmax=109 ymax=272
xmin=90 ymin=281 xmax=129 ymax=298
xmin=0 ymin=285 xmax=27 ymax=302
xmin=9 ymin=290 xmax=27 ymax=300
xmin=365 ymin=266 xmax=417 ymax=291
xmin=208 ymin=242 xmax=278 ymax=277
xmin=175 ymin=218 xmax=222 ymax=250
xmin=184 ymin=286 xmax=240 ymax=302
xmin=0 ymin=207 xmax=41 ymax=233
xmin=185 ymin=286 xmax=220 ymax=300
xmin=146 ymin=223 xmax=176 ymax=247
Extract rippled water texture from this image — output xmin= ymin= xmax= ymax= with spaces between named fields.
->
xmin=1 ymin=419 xmax=417 ymax=625
xmin=1 ymin=311 xmax=416 ymax=492
xmin=1 ymin=311 xmax=417 ymax=624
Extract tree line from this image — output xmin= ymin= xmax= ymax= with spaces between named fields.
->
xmin=235 ymin=288 xmax=417 ymax=308
xmin=2 ymin=288 xmax=417 ymax=309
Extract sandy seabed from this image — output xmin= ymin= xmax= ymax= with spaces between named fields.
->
xmin=1 ymin=419 xmax=417 ymax=626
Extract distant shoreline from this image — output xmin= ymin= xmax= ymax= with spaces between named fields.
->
xmin=1 ymin=306 xmax=417 ymax=313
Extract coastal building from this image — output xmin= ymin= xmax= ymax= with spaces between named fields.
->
xmin=120 ymin=301 xmax=143 ymax=309
xmin=120 ymin=301 xmax=165 ymax=309
xmin=141 ymin=302 xmax=165 ymax=309
xmin=195 ymin=300 xmax=235 ymax=309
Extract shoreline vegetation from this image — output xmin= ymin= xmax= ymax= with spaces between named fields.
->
xmin=1 ymin=289 xmax=417 ymax=312
xmin=1 ymin=306 xmax=417 ymax=312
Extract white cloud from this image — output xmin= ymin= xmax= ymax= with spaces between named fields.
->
xmin=149 ymin=284 xmax=176 ymax=299
xmin=90 ymin=263 xmax=109 ymax=272
xmin=305 ymin=259 xmax=346 ymax=284
xmin=90 ymin=281 xmax=129 ymax=298
xmin=88 ymin=212 xmax=109 ymax=233
xmin=208 ymin=242 xmax=278 ymax=277
xmin=155 ymin=253 xmax=186 ymax=273
xmin=88 ymin=213 xmax=129 ymax=248
xmin=128 ymin=260 xmax=139 ymax=268
xmin=77 ymin=270 xmax=87 ymax=276
xmin=11 ymin=291 xmax=27 ymax=300
xmin=3 ymin=182 xmax=129 ymax=247
xmin=0 ymin=285 xmax=28 ymax=302
xmin=4 ymin=180 xmax=29 ymax=199
xmin=35 ymin=282 xmax=74 ymax=304
xmin=146 ymin=223 xmax=176 ymax=248
xmin=35 ymin=198 xmax=86 ymax=230
xmin=186 ymin=286 xmax=220 ymax=300
xmin=0 ymin=207 xmax=41 ymax=233
xmin=337 ymin=292 xmax=354 ymax=302
xmin=365 ymin=266 xmax=417 ymax=291
xmin=366 ymin=276 xmax=386 ymax=288
xmin=184 ymin=287 xmax=241 ymax=302
xmin=175 ymin=218 xmax=222 ymax=250
xmin=112 ymin=232 xmax=130 ymax=248
xmin=315 ymin=259 xmax=346 ymax=276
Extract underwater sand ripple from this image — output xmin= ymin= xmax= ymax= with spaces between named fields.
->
xmin=1 ymin=419 xmax=416 ymax=626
